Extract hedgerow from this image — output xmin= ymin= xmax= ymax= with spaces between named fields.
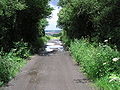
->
xmin=70 ymin=39 xmax=120 ymax=89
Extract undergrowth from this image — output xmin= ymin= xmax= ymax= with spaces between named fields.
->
xmin=0 ymin=36 xmax=52 ymax=86
xmin=0 ymin=41 xmax=31 ymax=86
xmin=70 ymin=39 xmax=120 ymax=90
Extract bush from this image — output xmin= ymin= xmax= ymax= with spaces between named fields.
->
xmin=70 ymin=39 xmax=120 ymax=89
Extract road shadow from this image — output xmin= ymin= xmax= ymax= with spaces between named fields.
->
xmin=38 ymin=49 xmax=57 ymax=56
xmin=73 ymin=78 xmax=90 ymax=84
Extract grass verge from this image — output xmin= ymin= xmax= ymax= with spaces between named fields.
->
xmin=69 ymin=39 xmax=120 ymax=90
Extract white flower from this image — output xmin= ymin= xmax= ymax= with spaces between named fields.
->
xmin=104 ymin=40 xmax=108 ymax=43
xmin=12 ymin=49 xmax=17 ymax=52
xmin=109 ymin=78 xmax=120 ymax=82
xmin=103 ymin=62 xmax=107 ymax=65
xmin=109 ymin=77 xmax=120 ymax=82
xmin=109 ymin=74 xmax=120 ymax=82
xmin=103 ymin=45 xmax=107 ymax=48
xmin=112 ymin=58 xmax=119 ymax=62
xmin=109 ymin=38 xmax=111 ymax=40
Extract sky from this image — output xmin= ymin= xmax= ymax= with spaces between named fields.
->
xmin=45 ymin=0 xmax=61 ymax=30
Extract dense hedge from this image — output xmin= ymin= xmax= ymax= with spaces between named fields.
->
xmin=58 ymin=0 xmax=120 ymax=89
xmin=58 ymin=0 xmax=120 ymax=49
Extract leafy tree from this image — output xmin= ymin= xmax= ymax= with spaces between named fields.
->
xmin=57 ymin=0 xmax=120 ymax=49
xmin=0 ymin=0 xmax=53 ymax=52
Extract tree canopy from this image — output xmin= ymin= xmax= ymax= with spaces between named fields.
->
xmin=0 ymin=0 xmax=53 ymax=52
xmin=57 ymin=0 xmax=120 ymax=48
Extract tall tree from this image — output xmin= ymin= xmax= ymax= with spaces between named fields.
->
xmin=0 ymin=0 xmax=53 ymax=52
xmin=58 ymin=0 xmax=120 ymax=48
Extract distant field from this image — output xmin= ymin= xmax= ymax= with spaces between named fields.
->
xmin=45 ymin=30 xmax=62 ymax=35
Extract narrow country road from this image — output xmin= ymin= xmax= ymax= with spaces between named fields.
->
xmin=1 ymin=40 xmax=96 ymax=90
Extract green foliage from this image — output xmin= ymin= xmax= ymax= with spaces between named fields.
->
xmin=60 ymin=31 xmax=71 ymax=47
xmin=58 ymin=0 xmax=95 ymax=39
xmin=13 ymin=41 xmax=30 ymax=58
xmin=0 ymin=0 xmax=52 ymax=87
xmin=30 ymin=37 xmax=44 ymax=53
xmin=70 ymin=39 xmax=120 ymax=89
xmin=96 ymin=75 xmax=120 ymax=90
xmin=59 ymin=0 xmax=120 ymax=89
xmin=0 ymin=40 xmax=31 ymax=86
xmin=30 ymin=35 xmax=51 ymax=53
xmin=0 ymin=0 xmax=53 ymax=52
xmin=0 ymin=51 xmax=26 ymax=86
xmin=37 ymin=19 xmax=49 ymax=36
xmin=52 ymin=32 xmax=62 ymax=37
xmin=41 ymin=35 xmax=51 ymax=43
xmin=58 ymin=0 xmax=120 ymax=48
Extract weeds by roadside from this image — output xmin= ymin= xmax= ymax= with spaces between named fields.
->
xmin=0 ymin=41 xmax=31 ymax=86
xmin=70 ymin=39 xmax=120 ymax=90
xmin=0 ymin=35 xmax=52 ymax=86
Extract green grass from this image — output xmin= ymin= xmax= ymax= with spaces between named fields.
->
xmin=69 ymin=39 xmax=120 ymax=90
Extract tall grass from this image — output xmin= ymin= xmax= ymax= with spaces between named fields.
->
xmin=70 ymin=39 xmax=120 ymax=89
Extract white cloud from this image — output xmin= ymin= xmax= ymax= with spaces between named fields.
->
xmin=45 ymin=4 xmax=61 ymax=30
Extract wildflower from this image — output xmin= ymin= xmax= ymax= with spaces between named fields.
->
xmin=109 ymin=38 xmax=111 ymax=40
xmin=103 ymin=62 xmax=107 ymax=65
xmin=104 ymin=40 xmax=108 ymax=43
xmin=109 ymin=78 xmax=120 ymax=82
xmin=103 ymin=45 xmax=107 ymax=48
xmin=112 ymin=58 xmax=119 ymax=62
xmin=12 ymin=49 xmax=17 ymax=52
xmin=109 ymin=74 xmax=120 ymax=82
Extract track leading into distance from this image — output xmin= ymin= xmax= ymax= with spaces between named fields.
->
xmin=1 ymin=39 xmax=96 ymax=90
